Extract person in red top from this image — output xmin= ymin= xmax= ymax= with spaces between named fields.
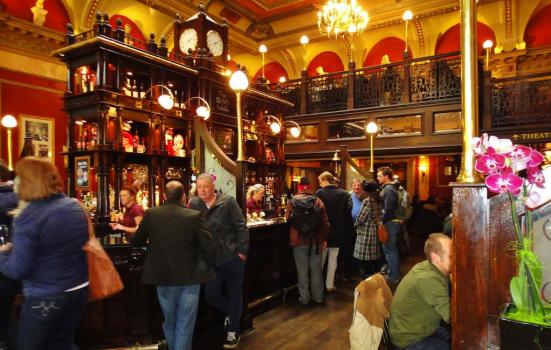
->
xmin=245 ymin=184 xmax=265 ymax=216
xmin=110 ymin=186 xmax=144 ymax=237
xmin=285 ymin=177 xmax=330 ymax=306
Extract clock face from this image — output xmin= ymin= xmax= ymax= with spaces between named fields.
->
xmin=179 ymin=28 xmax=198 ymax=54
xmin=206 ymin=30 xmax=224 ymax=57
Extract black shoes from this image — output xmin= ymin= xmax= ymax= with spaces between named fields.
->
xmin=223 ymin=331 xmax=240 ymax=349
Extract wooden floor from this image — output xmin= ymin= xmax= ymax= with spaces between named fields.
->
xmin=194 ymin=245 xmax=424 ymax=350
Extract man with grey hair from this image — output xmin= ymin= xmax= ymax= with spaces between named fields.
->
xmin=131 ymin=181 xmax=215 ymax=350
xmin=189 ymin=173 xmax=249 ymax=349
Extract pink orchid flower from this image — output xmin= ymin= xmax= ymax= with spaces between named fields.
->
xmin=507 ymin=145 xmax=533 ymax=172
xmin=485 ymin=168 xmax=524 ymax=195
xmin=475 ymin=147 xmax=506 ymax=174
xmin=527 ymin=150 xmax=544 ymax=168
xmin=527 ymin=166 xmax=545 ymax=188
xmin=472 ymin=134 xmax=489 ymax=155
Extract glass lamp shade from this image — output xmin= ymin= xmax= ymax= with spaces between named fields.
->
xmin=196 ymin=105 xmax=210 ymax=120
xmin=366 ymin=121 xmax=378 ymax=134
xmin=300 ymin=35 xmax=309 ymax=45
xmin=290 ymin=126 xmax=301 ymax=138
xmin=158 ymin=94 xmax=174 ymax=110
xmin=270 ymin=121 xmax=282 ymax=134
xmin=402 ymin=10 xmax=413 ymax=21
xmin=230 ymin=71 xmax=249 ymax=92
xmin=259 ymin=44 xmax=267 ymax=53
xmin=483 ymin=40 xmax=493 ymax=49
xmin=1 ymin=114 xmax=17 ymax=129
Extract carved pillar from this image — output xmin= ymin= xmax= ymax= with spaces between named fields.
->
xmin=98 ymin=105 xmax=110 ymax=149
xmin=300 ymin=70 xmax=307 ymax=115
xmin=96 ymin=152 xmax=110 ymax=233
xmin=450 ymin=183 xmax=489 ymax=349
xmin=481 ymin=71 xmax=493 ymax=130
xmin=115 ymin=107 xmax=123 ymax=150
xmin=402 ymin=52 xmax=411 ymax=104
xmin=347 ymin=61 xmax=355 ymax=109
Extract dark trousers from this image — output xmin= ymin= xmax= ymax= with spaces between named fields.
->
xmin=204 ymin=257 xmax=245 ymax=333
xmin=0 ymin=277 xmax=20 ymax=349
xmin=394 ymin=327 xmax=450 ymax=350
xmin=356 ymin=259 xmax=381 ymax=279
xmin=18 ymin=286 xmax=88 ymax=350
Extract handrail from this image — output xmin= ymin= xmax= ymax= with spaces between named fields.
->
xmin=193 ymin=118 xmax=237 ymax=174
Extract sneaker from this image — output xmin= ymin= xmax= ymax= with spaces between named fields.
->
xmin=223 ymin=331 xmax=240 ymax=349
xmin=224 ymin=315 xmax=230 ymax=331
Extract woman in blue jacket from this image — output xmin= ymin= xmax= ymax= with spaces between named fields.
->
xmin=0 ymin=157 xmax=89 ymax=350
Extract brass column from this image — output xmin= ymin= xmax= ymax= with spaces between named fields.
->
xmin=236 ymin=91 xmax=244 ymax=161
xmin=456 ymin=0 xmax=480 ymax=183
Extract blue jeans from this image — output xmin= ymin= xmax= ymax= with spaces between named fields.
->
xmin=204 ymin=257 xmax=245 ymax=333
xmin=395 ymin=327 xmax=450 ymax=350
xmin=382 ymin=221 xmax=401 ymax=283
xmin=156 ymin=285 xmax=200 ymax=350
xmin=293 ymin=245 xmax=323 ymax=304
xmin=18 ymin=286 xmax=88 ymax=350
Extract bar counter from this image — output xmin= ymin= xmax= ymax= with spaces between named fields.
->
xmin=77 ymin=219 xmax=295 ymax=349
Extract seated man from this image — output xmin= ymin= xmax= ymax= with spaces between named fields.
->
xmin=389 ymin=233 xmax=452 ymax=350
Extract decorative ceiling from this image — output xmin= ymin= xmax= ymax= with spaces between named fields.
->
xmin=219 ymin=0 xmax=315 ymax=22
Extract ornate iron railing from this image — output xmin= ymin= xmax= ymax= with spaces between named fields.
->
xmin=354 ymin=63 xmax=404 ymax=108
xmin=491 ymin=75 xmax=551 ymax=128
xmin=306 ymin=71 xmax=348 ymax=113
xmin=409 ymin=53 xmax=461 ymax=102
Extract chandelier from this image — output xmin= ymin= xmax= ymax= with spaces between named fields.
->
xmin=317 ymin=0 xmax=369 ymax=38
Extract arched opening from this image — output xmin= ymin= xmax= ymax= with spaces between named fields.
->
xmin=2 ymin=0 xmax=70 ymax=32
xmin=435 ymin=22 xmax=496 ymax=55
xmin=254 ymin=62 xmax=289 ymax=84
xmin=524 ymin=4 xmax=551 ymax=48
xmin=306 ymin=51 xmax=345 ymax=77
xmin=363 ymin=37 xmax=412 ymax=67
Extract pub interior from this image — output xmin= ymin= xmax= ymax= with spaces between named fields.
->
xmin=0 ymin=0 xmax=551 ymax=349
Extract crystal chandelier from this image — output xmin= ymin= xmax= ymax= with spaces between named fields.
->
xmin=317 ymin=0 xmax=369 ymax=38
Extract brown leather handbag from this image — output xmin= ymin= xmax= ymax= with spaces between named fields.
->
xmin=82 ymin=208 xmax=124 ymax=301
xmin=377 ymin=223 xmax=389 ymax=243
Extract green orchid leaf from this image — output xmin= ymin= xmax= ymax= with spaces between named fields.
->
xmin=510 ymin=276 xmax=527 ymax=309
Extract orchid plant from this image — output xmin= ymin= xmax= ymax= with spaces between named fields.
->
xmin=473 ymin=133 xmax=550 ymax=326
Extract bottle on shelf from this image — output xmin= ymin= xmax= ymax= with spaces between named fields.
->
xmin=137 ymin=138 xmax=146 ymax=153
xmin=133 ymin=130 xmax=139 ymax=152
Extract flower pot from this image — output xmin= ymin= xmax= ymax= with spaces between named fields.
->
xmin=499 ymin=303 xmax=551 ymax=349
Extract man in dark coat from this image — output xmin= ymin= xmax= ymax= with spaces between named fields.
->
xmin=189 ymin=173 xmax=249 ymax=349
xmin=131 ymin=181 xmax=215 ymax=350
xmin=315 ymin=171 xmax=353 ymax=291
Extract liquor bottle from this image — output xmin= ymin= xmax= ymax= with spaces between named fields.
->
xmin=133 ymin=130 xmax=139 ymax=152
xmin=137 ymin=138 xmax=146 ymax=153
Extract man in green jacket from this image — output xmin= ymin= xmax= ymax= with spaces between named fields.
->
xmin=389 ymin=233 xmax=452 ymax=350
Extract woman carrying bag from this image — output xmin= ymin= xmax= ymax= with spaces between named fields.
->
xmin=0 ymin=157 xmax=89 ymax=350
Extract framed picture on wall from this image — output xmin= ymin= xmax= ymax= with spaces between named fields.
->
xmin=19 ymin=115 xmax=54 ymax=160
xmin=213 ymin=127 xmax=234 ymax=155
xmin=74 ymin=156 xmax=90 ymax=190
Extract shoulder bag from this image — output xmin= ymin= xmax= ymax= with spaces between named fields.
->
xmin=82 ymin=207 xmax=124 ymax=301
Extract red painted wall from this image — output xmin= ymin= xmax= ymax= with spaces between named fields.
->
xmin=254 ymin=61 xmax=289 ymax=83
xmin=363 ymin=37 xmax=412 ymax=67
xmin=0 ymin=69 xmax=67 ymax=182
xmin=524 ymin=4 xmax=551 ymax=48
xmin=109 ymin=15 xmax=146 ymax=43
xmin=435 ymin=22 xmax=496 ymax=55
xmin=2 ymin=0 xmax=70 ymax=32
xmin=307 ymin=51 xmax=345 ymax=76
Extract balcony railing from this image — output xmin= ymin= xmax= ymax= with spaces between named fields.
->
xmin=490 ymin=74 xmax=551 ymax=128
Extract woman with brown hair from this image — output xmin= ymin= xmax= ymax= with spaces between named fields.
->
xmin=110 ymin=186 xmax=144 ymax=237
xmin=0 ymin=157 xmax=89 ymax=350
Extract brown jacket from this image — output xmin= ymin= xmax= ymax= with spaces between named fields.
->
xmin=285 ymin=190 xmax=330 ymax=247
xmin=356 ymin=273 xmax=394 ymax=329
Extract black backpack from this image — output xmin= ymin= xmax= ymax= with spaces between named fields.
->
xmin=289 ymin=195 xmax=321 ymax=238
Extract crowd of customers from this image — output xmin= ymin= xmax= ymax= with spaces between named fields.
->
xmin=0 ymin=156 xmax=452 ymax=350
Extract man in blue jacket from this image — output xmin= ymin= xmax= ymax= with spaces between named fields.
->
xmin=189 ymin=173 xmax=249 ymax=349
